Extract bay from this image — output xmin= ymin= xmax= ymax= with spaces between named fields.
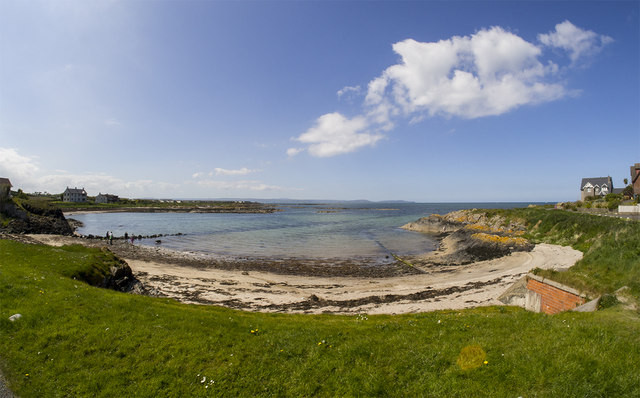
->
xmin=70 ymin=202 xmax=540 ymax=262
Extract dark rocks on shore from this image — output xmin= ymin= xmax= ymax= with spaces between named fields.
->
xmin=0 ymin=200 xmax=73 ymax=235
xmin=102 ymin=257 xmax=146 ymax=294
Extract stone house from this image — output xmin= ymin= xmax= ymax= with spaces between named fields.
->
xmin=580 ymin=176 xmax=613 ymax=201
xmin=0 ymin=178 xmax=12 ymax=201
xmin=62 ymin=187 xmax=88 ymax=202
xmin=95 ymin=193 xmax=119 ymax=204
xmin=631 ymin=163 xmax=640 ymax=199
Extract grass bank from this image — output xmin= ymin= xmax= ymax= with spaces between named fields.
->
xmin=1 ymin=208 xmax=640 ymax=396
xmin=1 ymin=241 xmax=639 ymax=397
xmin=474 ymin=208 xmax=640 ymax=298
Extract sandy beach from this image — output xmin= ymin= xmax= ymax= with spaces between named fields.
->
xmin=26 ymin=234 xmax=582 ymax=314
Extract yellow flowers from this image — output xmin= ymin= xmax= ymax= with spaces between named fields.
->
xmin=471 ymin=232 xmax=529 ymax=246
xmin=250 ymin=328 xmax=259 ymax=335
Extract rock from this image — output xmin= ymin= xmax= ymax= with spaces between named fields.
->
xmin=8 ymin=314 xmax=22 ymax=322
xmin=0 ymin=200 xmax=73 ymax=235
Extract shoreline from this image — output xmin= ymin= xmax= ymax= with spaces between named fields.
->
xmin=25 ymin=233 xmax=582 ymax=314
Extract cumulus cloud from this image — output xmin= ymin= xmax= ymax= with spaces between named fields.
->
xmin=290 ymin=112 xmax=384 ymax=158
xmin=290 ymin=21 xmax=610 ymax=157
xmin=0 ymin=147 xmax=39 ymax=180
xmin=538 ymin=20 xmax=613 ymax=63
xmin=367 ymin=27 xmax=566 ymax=120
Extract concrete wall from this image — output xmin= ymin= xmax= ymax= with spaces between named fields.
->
xmin=525 ymin=274 xmax=586 ymax=314
xmin=618 ymin=205 xmax=640 ymax=214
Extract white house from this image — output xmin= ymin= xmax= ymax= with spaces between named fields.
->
xmin=95 ymin=193 xmax=119 ymax=204
xmin=63 ymin=187 xmax=88 ymax=202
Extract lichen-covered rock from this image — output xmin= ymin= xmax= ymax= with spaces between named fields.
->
xmin=403 ymin=209 xmax=533 ymax=266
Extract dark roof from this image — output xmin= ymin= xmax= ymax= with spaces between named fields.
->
xmin=580 ymin=176 xmax=613 ymax=191
xmin=0 ymin=178 xmax=11 ymax=187
xmin=64 ymin=187 xmax=86 ymax=194
xmin=612 ymin=188 xmax=625 ymax=195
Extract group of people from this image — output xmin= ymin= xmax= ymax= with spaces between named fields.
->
xmin=105 ymin=231 xmax=136 ymax=245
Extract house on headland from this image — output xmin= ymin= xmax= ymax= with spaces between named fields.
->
xmin=95 ymin=193 xmax=119 ymax=204
xmin=631 ymin=163 xmax=640 ymax=199
xmin=63 ymin=187 xmax=88 ymax=202
xmin=0 ymin=178 xmax=12 ymax=201
xmin=580 ymin=176 xmax=613 ymax=201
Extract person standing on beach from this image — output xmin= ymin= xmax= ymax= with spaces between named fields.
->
xmin=108 ymin=231 xmax=113 ymax=245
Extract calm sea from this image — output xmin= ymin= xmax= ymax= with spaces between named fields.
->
xmin=70 ymin=202 xmax=539 ymax=262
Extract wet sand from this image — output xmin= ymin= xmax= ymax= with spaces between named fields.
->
xmin=26 ymin=234 xmax=582 ymax=314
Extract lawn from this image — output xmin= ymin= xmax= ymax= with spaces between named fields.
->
xmin=1 ymin=208 xmax=639 ymax=397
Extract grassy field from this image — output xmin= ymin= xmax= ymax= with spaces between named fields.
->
xmin=1 ymin=208 xmax=639 ymax=397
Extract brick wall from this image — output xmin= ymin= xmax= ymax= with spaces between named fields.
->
xmin=526 ymin=276 xmax=586 ymax=314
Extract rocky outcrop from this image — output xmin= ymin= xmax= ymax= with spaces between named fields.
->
xmin=0 ymin=200 xmax=73 ymax=235
xmin=100 ymin=254 xmax=145 ymax=293
xmin=402 ymin=209 xmax=533 ymax=266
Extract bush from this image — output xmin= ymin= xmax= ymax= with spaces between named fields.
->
xmin=598 ymin=294 xmax=620 ymax=310
xmin=607 ymin=199 xmax=621 ymax=211
xmin=605 ymin=193 xmax=623 ymax=201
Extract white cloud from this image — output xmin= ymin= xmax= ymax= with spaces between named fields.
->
xmin=286 ymin=147 xmax=304 ymax=157
xmin=213 ymin=167 xmax=257 ymax=176
xmin=0 ymin=147 xmax=39 ymax=181
xmin=0 ymin=147 xmax=176 ymax=196
xmin=370 ymin=26 xmax=566 ymax=119
xmin=539 ymin=20 xmax=613 ymax=63
xmin=291 ymin=21 xmax=609 ymax=158
xmin=294 ymin=112 xmax=384 ymax=157
xmin=337 ymin=85 xmax=361 ymax=98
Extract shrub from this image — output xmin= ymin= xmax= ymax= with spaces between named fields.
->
xmin=607 ymin=199 xmax=621 ymax=211
xmin=605 ymin=193 xmax=623 ymax=201
xmin=598 ymin=294 xmax=620 ymax=310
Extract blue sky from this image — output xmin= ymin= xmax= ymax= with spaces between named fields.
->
xmin=1 ymin=1 xmax=638 ymax=202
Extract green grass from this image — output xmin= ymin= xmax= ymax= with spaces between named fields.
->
xmin=1 ymin=238 xmax=639 ymax=397
xmin=476 ymin=208 xmax=640 ymax=297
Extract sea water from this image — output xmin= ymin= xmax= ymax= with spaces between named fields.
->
xmin=70 ymin=202 xmax=538 ymax=262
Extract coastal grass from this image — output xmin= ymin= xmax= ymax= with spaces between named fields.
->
xmin=1 ymin=239 xmax=640 ymax=397
xmin=475 ymin=208 xmax=640 ymax=298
